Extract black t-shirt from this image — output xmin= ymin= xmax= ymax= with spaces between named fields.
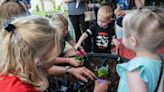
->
xmin=86 ymin=21 xmax=115 ymax=53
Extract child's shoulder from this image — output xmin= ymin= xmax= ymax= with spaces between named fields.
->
xmin=89 ymin=20 xmax=97 ymax=26
xmin=129 ymin=57 xmax=160 ymax=64
xmin=117 ymin=57 xmax=161 ymax=72
xmin=88 ymin=20 xmax=98 ymax=29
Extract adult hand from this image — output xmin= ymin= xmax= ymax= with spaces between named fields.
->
xmin=93 ymin=78 xmax=110 ymax=92
xmin=68 ymin=67 xmax=96 ymax=82
xmin=68 ymin=57 xmax=81 ymax=67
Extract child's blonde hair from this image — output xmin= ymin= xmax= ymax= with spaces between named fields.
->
xmin=49 ymin=14 xmax=68 ymax=36
xmin=0 ymin=1 xmax=27 ymax=26
xmin=123 ymin=8 xmax=164 ymax=51
xmin=98 ymin=5 xmax=113 ymax=20
xmin=0 ymin=15 xmax=60 ymax=91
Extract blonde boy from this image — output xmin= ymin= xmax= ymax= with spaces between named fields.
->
xmin=75 ymin=5 xmax=115 ymax=53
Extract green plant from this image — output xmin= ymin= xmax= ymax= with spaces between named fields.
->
xmin=97 ymin=65 xmax=109 ymax=79
xmin=74 ymin=55 xmax=85 ymax=66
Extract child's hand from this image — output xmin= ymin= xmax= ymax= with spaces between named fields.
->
xmin=114 ymin=9 xmax=125 ymax=16
xmin=93 ymin=78 xmax=110 ymax=92
xmin=68 ymin=58 xmax=81 ymax=67
xmin=114 ymin=9 xmax=121 ymax=16
xmin=76 ymin=47 xmax=86 ymax=56
xmin=76 ymin=51 xmax=82 ymax=56
xmin=112 ymin=38 xmax=120 ymax=47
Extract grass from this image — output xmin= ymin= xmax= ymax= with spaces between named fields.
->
xmin=32 ymin=9 xmax=67 ymax=16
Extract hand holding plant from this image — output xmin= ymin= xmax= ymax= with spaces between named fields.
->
xmin=94 ymin=65 xmax=110 ymax=92
xmin=71 ymin=47 xmax=86 ymax=66
xmin=68 ymin=57 xmax=81 ymax=67
xmin=93 ymin=78 xmax=110 ymax=92
xmin=74 ymin=55 xmax=85 ymax=66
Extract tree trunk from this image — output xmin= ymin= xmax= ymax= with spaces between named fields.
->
xmin=40 ymin=0 xmax=44 ymax=12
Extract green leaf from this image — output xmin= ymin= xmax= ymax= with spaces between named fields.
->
xmin=97 ymin=65 xmax=109 ymax=78
xmin=74 ymin=55 xmax=85 ymax=65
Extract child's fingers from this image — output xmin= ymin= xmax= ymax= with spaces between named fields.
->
xmin=96 ymin=78 xmax=111 ymax=86
xmin=76 ymin=51 xmax=82 ymax=56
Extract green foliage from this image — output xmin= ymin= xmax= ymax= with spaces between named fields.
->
xmin=74 ymin=56 xmax=85 ymax=66
xmin=97 ymin=65 xmax=109 ymax=79
xmin=32 ymin=10 xmax=67 ymax=17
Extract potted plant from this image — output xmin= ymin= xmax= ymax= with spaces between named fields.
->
xmin=96 ymin=65 xmax=109 ymax=79
xmin=74 ymin=55 xmax=85 ymax=66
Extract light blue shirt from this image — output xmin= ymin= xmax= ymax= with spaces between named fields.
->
xmin=117 ymin=57 xmax=162 ymax=92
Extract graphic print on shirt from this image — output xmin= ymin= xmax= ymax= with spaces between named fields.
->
xmin=96 ymin=32 xmax=109 ymax=49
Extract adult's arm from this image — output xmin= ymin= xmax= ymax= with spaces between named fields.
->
xmin=47 ymin=65 xmax=96 ymax=82
xmin=53 ymin=56 xmax=81 ymax=67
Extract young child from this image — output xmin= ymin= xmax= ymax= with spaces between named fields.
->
xmin=0 ymin=0 xmax=27 ymax=28
xmin=75 ymin=5 xmax=115 ymax=53
xmin=49 ymin=14 xmax=86 ymax=67
xmin=0 ymin=16 xmax=60 ymax=92
xmin=94 ymin=7 xmax=164 ymax=92
xmin=113 ymin=0 xmax=146 ymax=59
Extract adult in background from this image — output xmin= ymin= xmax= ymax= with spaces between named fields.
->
xmin=64 ymin=0 xmax=92 ymax=52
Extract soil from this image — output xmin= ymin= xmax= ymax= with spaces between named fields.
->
xmin=46 ymin=53 xmax=128 ymax=92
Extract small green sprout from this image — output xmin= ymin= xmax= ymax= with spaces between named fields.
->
xmin=97 ymin=65 xmax=109 ymax=79
xmin=74 ymin=55 xmax=85 ymax=65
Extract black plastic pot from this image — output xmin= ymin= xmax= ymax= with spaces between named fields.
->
xmin=46 ymin=53 xmax=129 ymax=92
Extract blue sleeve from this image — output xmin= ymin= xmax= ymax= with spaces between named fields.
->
xmin=116 ymin=62 xmax=148 ymax=83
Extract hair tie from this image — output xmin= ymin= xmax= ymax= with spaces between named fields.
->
xmin=4 ymin=24 xmax=16 ymax=32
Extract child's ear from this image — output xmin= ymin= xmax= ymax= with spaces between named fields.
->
xmin=129 ymin=36 xmax=137 ymax=47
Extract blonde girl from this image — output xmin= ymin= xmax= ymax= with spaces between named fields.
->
xmin=117 ymin=7 xmax=164 ymax=92
xmin=45 ymin=14 xmax=96 ymax=83
xmin=49 ymin=14 xmax=86 ymax=67
xmin=94 ymin=7 xmax=164 ymax=92
xmin=0 ymin=15 xmax=60 ymax=92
